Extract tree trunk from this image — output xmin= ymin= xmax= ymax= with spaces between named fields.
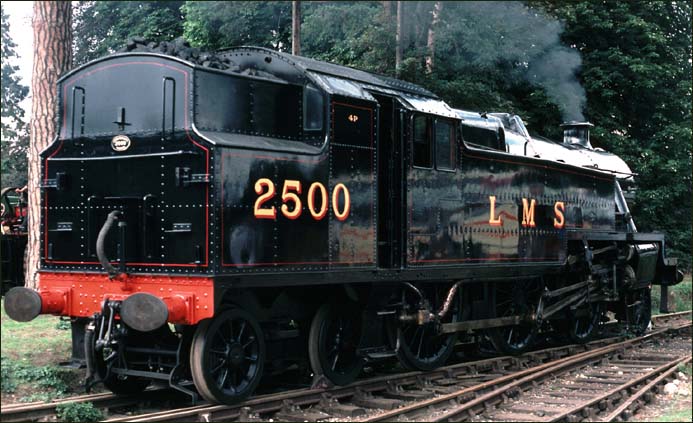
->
xmin=26 ymin=1 xmax=72 ymax=289
xmin=382 ymin=1 xmax=391 ymax=20
xmin=396 ymin=1 xmax=403 ymax=77
xmin=425 ymin=1 xmax=443 ymax=74
xmin=292 ymin=1 xmax=301 ymax=55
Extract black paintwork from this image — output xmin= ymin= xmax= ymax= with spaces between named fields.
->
xmin=40 ymin=48 xmax=669 ymax=289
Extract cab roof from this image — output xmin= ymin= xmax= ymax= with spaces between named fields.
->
xmin=221 ymin=46 xmax=437 ymax=99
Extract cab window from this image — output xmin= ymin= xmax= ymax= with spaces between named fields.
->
xmin=435 ymin=119 xmax=455 ymax=170
xmin=413 ymin=115 xmax=432 ymax=168
xmin=303 ymin=84 xmax=324 ymax=131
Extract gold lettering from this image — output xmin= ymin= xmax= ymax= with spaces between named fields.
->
xmin=521 ymin=198 xmax=536 ymax=228
xmin=553 ymin=201 xmax=565 ymax=228
xmin=488 ymin=195 xmax=502 ymax=226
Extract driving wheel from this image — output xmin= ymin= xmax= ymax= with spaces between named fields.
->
xmin=557 ymin=299 xmax=604 ymax=343
xmin=308 ymin=302 xmax=364 ymax=386
xmin=392 ymin=284 xmax=460 ymax=371
xmin=625 ymin=288 xmax=652 ymax=336
xmin=190 ymin=308 xmax=265 ymax=404
xmin=488 ymin=279 xmax=542 ymax=355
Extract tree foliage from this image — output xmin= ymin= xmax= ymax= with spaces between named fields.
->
xmin=73 ymin=1 xmax=184 ymax=65
xmin=1 ymin=6 xmax=29 ymax=187
xmin=542 ymin=1 xmax=692 ymax=269
xmin=182 ymin=1 xmax=292 ymax=51
xmin=301 ymin=2 xmax=395 ymax=74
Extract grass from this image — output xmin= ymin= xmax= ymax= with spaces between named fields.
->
xmin=1 ymin=299 xmax=85 ymax=404
xmin=56 ymin=402 xmax=104 ymax=422
xmin=1 ymin=300 xmax=72 ymax=364
xmin=648 ymin=409 xmax=693 ymax=422
xmin=651 ymin=274 xmax=692 ymax=314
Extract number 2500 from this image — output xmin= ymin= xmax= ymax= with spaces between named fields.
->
xmin=253 ymin=179 xmax=351 ymax=221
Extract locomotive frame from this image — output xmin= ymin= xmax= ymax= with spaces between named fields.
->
xmin=4 ymin=46 xmax=682 ymax=404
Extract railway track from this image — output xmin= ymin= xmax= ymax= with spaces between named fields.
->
xmin=362 ymin=322 xmax=691 ymax=422
xmin=1 ymin=310 xmax=689 ymax=422
xmin=0 ymin=388 xmax=190 ymax=423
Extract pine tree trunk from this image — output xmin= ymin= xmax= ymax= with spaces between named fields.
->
xmin=26 ymin=1 xmax=72 ymax=289
xmin=396 ymin=1 xmax=403 ymax=77
xmin=382 ymin=1 xmax=391 ymax=20
xmin=292 ymin=1 xmax=301 ymax=56
xmin=425 ymin=1 xmax=443 ymax=74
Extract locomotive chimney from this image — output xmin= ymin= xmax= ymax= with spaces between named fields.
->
xmin=560 ymin=121 xmax=594 ymax=149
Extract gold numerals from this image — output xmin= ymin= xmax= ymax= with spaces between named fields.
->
xmin=253 ymin=179 xmax=351 ymax=221
xmin=254 ymin=178 xmax=277 ymax=219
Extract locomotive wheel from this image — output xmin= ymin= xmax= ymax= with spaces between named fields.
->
xmin=0 ymin=187 xmax=17 ymax=218
xmin=308 ymin=303 xmax=364 ymax=386
xmin=85 ymin=320 xmax=150 ymax=395
xmin=393 ymin=285 xmax=460 ymax=371
xmin=558 ymin=300 xmax=604 ymax=344
xmin=488 ymin=279 xmax=542 ymax=355
xmin=190 ymin=308 xmax=266 ymax=404
xmin=625 ymin=288 xmax=652 ymax=336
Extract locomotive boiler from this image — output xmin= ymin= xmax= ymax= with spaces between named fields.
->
xmin=5 ymin=45 xmax=683 ymax=405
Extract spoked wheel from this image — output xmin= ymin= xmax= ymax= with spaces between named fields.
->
xmin=560 ymin=300 xmax=605 ymax=343
xmin=309 ymin=303 xmax=364 ymax=386
xmin=85 ymin=319 xmax=150 ymax=395
xmin=190 ymin=308 xmax=265 ymax=404
xmin=0 ymin=187 xmax=17 ymax=218
xmin=625 ymin=288 xmax=652 ymax=336
xmin=392 ymin=284 xmax=460 ymax=371
xmin=488 ymin=279 xmax=543 ymax=355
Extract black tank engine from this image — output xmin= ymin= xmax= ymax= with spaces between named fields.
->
xmin=5 ymin=46 xmax=682 ymax=404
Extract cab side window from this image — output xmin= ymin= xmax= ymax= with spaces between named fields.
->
xmin=303 ymin=84 xmax=324 ymax=131
xmin=413 ymin=115 xmax=432 ymax=168
xmin=435 ymin=119 xmax=455 ymax=170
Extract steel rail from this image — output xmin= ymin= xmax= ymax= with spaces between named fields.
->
xmin=360 ymin=321 xmax=691 ymax=422
xmin=602 ymin=355 xmax=692 ymax=422
xmin=0 ymin=391 xmax=119 ymax=412
xmin=651 ymin=309 xmax=692 ymax=321
xmin=0 ymin=387 xmax=173 ymax=422
xmin=3 ymin=310 xmax=688 ymax=422
xmin=102 ymin=336 xmax=625 ymax=423
xmin=107 ymin=322 xmax=690 ymax=423
xmin=544 ymin=355 xmax=691 ymax=422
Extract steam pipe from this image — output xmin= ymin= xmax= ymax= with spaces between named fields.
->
xmin=614 ymin=181 xmax=637 ymax=233
xmin=437 ymin=280 xmax=463 ymax=319
xmin=96 ymin=210 xmax=123 ymax=279
xmin=402 ymin=282 xmax=423 ymax=300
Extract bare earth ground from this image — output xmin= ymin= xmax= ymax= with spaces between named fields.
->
xmin=1 ymin=276 xmax=691 ymax=421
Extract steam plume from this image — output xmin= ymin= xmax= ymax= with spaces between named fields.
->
xmin=529 ymin=47 xmax=586 ymax=121
xmin=432 ymin=2 xmax=587 ymax=121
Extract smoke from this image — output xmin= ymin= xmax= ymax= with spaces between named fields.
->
xmin=432 ymin=2 xmax=586 ymax=121
xmin=529 ymin=48 xmax=586 ymax=121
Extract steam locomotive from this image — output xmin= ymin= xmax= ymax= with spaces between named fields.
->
xmin=1 ymin=187 xmax=28 ymax=295
xmin=5 ymin=45 xmax=682 ymax=405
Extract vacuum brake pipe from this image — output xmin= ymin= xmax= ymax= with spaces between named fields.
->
xmin=96 ymin=210 xmax=123 ymax=279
